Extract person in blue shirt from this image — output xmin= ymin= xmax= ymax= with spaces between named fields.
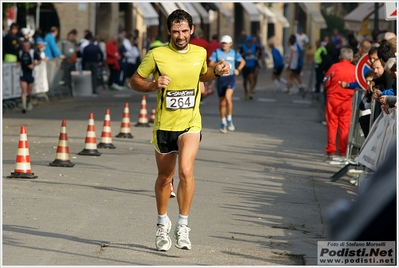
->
xmin=209 ymin=35 xmax=246 ymax=133
xmin=238 ymin=36 xmax=258 ymax=100
xmin=43 ymin=26 xmax=64 ymax=90
xmin=269 ymin=41 xmax=287 ymax=92
xmin=43 ymin=26 xmax=64 ymax=60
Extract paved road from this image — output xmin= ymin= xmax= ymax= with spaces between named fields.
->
xmin=2 ymin=67 xmax=357 ymax=266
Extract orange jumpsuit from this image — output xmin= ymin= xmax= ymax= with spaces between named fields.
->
xmin=324 ymin=59 xmax=356 ymax=156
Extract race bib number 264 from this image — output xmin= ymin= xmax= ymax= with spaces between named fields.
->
xmin=165 ymin=89 xmax=195 ymax=110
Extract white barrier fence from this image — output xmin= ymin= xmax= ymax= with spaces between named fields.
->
xmin=2 ymin=62 xmax=54 ymax=100
xmin=355 ymin=108 xmax=397 ymax=171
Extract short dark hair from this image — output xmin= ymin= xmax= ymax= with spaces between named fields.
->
xmin=368 ymin=46 xmax=379 ymax=56
xmin=365 ymin=70 xmax=376 ymax=79
xmin=69 ymin=29 xmax=77 ymax=35
xmin=288 ymin=34 xmax=296 ymax=45
xmin=167 ymin=9 xmax=193 ymax=31
xmin=377 ymin=41 xmax=395 ymax=63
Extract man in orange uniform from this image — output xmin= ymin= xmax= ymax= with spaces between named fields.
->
xmin=324 ymin=47 xmax=356 ymax=159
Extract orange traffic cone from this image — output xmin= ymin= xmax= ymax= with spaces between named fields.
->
xmin=98 ymin=108 xmax=116 ymax=149
xmin=116 ymin=102 xmax=133 ymax=138
xmin=49 ymin=120 xmax=75 ymax=167
xmin=149 ymin=106 xmax=156 ymax=124
xmin=135 ymin=95 xmax=150 ymax=127
xmin=7 ymin=126 xmax=38 ymax=179
xmin=79 ymin=113 xmax=102 ymax=156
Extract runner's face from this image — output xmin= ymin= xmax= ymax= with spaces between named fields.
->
xmin=221 ymin=42 xmax=232 ymax=52
xmin=168 ymin=20 xmax=193 ymax=50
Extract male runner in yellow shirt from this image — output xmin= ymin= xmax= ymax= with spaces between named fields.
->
xmin=130 ymin=9 xmax=230 ymax=251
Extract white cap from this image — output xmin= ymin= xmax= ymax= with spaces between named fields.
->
xmin=220 ymin=35 xmax=232 ymax=44
xmin=21 ymin=28 xmax=30 ymax=36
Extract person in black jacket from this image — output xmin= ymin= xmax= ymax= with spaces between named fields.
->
xmin=3 ymin=22 xmax=20 ymax=62
xmin=82 ymin=34 xmax=103 ymax=95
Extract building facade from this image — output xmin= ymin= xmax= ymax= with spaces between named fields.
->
xmin=5 ymin=2 xmax=329 ymax=64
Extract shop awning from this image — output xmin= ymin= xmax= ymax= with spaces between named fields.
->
xmin=255 ymin=3 xmax=277 ymax=23
xmin=240 ymin=3 xmax=261 ymax=22
xmin=159 ymin=2 xmax=179 ymax=17
xmin=269 ymin=7 xmax=290 ymax=28
xmin=298 ymin=3 xmax=327 ymax=29
xmin=214 ymin=3 xmax=234 ymax=22
xmin=344 ymin=3 xmax=382 ymax=32
xmin=176 ymin=3 xmax=201 ymax=24
xmin=191 ymin=2 xmax=210 ymax=24
xmin=135 ymin=2 xmax=159 ymax=26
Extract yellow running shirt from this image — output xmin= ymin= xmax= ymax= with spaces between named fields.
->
xmin=137 ymin=43 xmax=207 ymax=133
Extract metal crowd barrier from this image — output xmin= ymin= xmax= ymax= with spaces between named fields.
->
xmin=330 ymin=88 xmax=370 ymax=182
xmin=2 ymin=62 xmax=69 ymax=113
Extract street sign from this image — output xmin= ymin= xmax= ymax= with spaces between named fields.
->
xmin=385 ymin=2 xmax=397 ymax=21
xmin=355 ymin=54 xmax=371 ymax=90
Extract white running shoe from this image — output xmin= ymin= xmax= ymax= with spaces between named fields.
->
xmin=170 ymin=182 xmax=176 ymax=198
xmin=155 ymin=219 xmax=172 ymax=251
xmin=227 ymin=120 xmax=235 ymax=131
xmin=220 ymin=123 xmax=227 ymax=134
xmin=174 ymin=225 xmax=192 ymax=250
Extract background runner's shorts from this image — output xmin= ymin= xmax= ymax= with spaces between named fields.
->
xmin=20 ymin=75 xmax=34 ymax=84
xmin=273 ymin=66 xmax=284 ymax=76
xmin=290 ymin=66 xmax=302 ymax=75
xmin=242 ymin=66 xmax=256 ymax=78
xmin=217 ymin=75 xmax=235 ymax=97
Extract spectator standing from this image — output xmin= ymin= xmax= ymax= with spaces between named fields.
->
xmin=331 ymin=28 xmax=343 ymax=62
xmin=82 ymin=34 xmax=103 ymax=95
xmin=295 ymin=26 xmax=309 ymax=63
xmin=347 ymin=32 xmax=358 ymax=55
xmin=125 ymin=35 xmax=140 ymax=87
xmin=33 ymin=37 xmax=49 ymax=96
xmin=3 ymin=22 xmax=20 ymax=62
xmin=116 ymin=34 xmax=128 ymax=89
xmin=17 ymin=40 xmax=41 ymax=113
xmin=313 ymin=39 xmax=327 ymax=93
xmin=43 ymin=26 xmax=64 ymax=60
xmin=58 ymin=29 xmax=78 ymax=89
xmin=239 ymin=35 xmax=257 ymax=100
xmin=106 ymin=34 xmax=121 ymax=90
xmin=352 ymin=39 xmax=371 ymax=65
xmin=97 ymin=35 xmax=108 ymax=89
xmin=268 ymin=41 xmax=287 ymax=91
xmin=370 ymin=57 xmax=395 ymax=121
xmin=76 ymin=29 xmax=91 ymax=71
xmin=209 ymin=35 xmax=245 ymax=133
xmin=323 ymin=47 xmax=356 ymax=159
xmin=43 ymin=26 xmax=65 ymax=90
xmin=120 ymin=30 xmax=135 ymax=86
xmin=32 ymin=28 xmax=44 ymax=54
